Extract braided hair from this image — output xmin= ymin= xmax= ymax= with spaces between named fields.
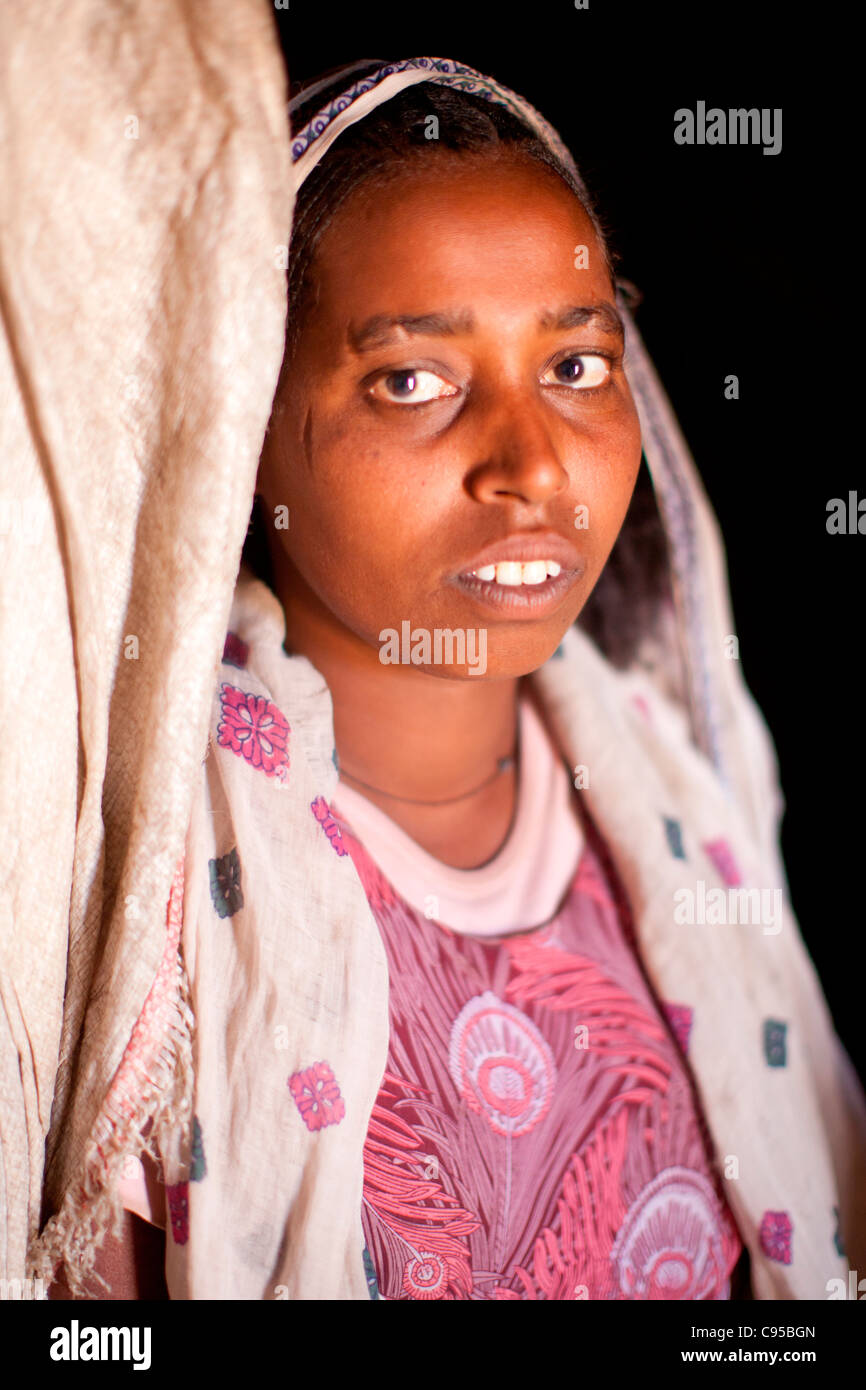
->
xmin=245 ymin=71 xmax=671 ymax=668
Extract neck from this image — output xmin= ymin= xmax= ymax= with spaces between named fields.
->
xmin=272 ymin=554 xmax=522 ymax=858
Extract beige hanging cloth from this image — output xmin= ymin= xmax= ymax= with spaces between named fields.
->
xmin=0 ymin=0 xmax=293 ymax=1283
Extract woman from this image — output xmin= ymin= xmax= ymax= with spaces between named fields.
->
xmin=41 ymin=56 xmax=866 ymax=1301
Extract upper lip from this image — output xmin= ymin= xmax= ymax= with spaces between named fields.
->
xmin=452 ymin=530 xmax=584 ymax=578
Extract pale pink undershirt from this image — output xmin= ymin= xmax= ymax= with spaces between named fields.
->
xmin=120 ymin=693 xmax=585 ymax=1225
xmin=330 ymin=692 xmax=585 ymax=936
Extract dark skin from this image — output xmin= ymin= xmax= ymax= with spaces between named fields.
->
xmin=259 ymin=151 xmax=642 ymax=866
xmin=47 ymin=153 xmax=642 ymax=1298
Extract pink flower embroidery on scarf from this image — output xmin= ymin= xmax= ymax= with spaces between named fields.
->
xmin=166 ymin=1182 xmax=189 ymax=1245
xmin=311 ymin=796 xmax=348 ymax=855
xmin=217 ymin=683 xmax=290 ymax=778
xmin=703 ymin=838 xmax=742 ymax=886
xmin=289 ymin=1061 xmax=346 ymax=1131
xmin=759 ymin=1210 xmax=793 ymax=1264
xmin=663 ymin=1003 xmax=694 ymax=1056
xmin=222 ymin=631 xmax=249 ymax=669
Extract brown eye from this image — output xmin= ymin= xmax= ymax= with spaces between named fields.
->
xmin=384 ymin=370 xmax=417 ymax=397
xmin=369 ymin=368 xmax=460 ymax=405
xmin=544 ymin=354 xmax=611 ymax=389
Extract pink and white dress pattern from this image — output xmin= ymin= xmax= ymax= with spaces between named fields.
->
xmin=336 ymin=809 xmax=745 ymax=1301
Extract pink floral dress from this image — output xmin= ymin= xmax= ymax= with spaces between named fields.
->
xmin=332 ymin=800 xmax=748 ymax=1301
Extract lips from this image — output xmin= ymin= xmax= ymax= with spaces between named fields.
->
xmin=451 ymin=530 xmax=584 ymax=581
xmin=447 ymin=530 xmax=586 ymax=619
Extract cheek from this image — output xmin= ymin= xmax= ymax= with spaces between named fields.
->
xmin=276 ymin=428 xmax=432 ymax=626
xmin=303 ymin=405 xmax=448 ymax=549
xmin=575 ymin=411 xmax=643 ymax=552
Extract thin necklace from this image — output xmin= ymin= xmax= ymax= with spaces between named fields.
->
xmin=337 ymin=747 xmax=518 ymax=807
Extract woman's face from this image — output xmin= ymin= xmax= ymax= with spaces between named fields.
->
xmin=259 ymin=152 xmax=643 ymax=680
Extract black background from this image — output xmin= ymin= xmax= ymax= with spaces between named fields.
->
xmin=272 ymin=6 xmax=861 ymax=1078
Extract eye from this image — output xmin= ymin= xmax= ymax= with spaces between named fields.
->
xmin=368 ymin=368 xmax=460 ymax=405
xmin=543 ymin=354 xmax=611 ymax=390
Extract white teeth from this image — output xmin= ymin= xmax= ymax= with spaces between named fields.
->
xmin=468 ymin=559 xmax=563 ymax=585
xmin=517 ymin=561 xmax=548 ymax=585
xmin=495 ymin=561 xmax=524 ymax=586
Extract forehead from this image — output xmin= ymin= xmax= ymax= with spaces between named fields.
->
xmin=309 ymin=154 xmax=611 ymax=315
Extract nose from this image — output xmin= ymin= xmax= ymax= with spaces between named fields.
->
xmin=463 ymin=385 xmax=570 ymax=506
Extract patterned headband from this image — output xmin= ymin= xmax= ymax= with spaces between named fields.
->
xmin=289 ymin=56 xmax=583 ymax=194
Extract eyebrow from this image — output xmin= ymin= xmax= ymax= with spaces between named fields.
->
xmin=347 ymin=302 xmax=625 ymax=353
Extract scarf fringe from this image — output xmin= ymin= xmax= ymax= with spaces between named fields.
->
xmin=28 ymin=857 xmax=194 ymax=1299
